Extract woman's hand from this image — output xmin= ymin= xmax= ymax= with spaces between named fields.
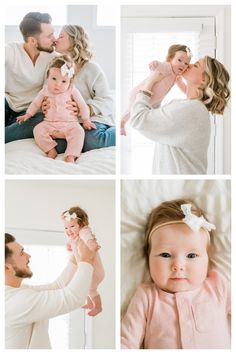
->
xmin=143 ymin=70 xmax=166 ymax=92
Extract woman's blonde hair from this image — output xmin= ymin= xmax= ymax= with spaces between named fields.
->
xmin=144 ymin=199 xmax=213 ymax=261
xmin=62 ymin=25 xmax=93 ymax=67
xmin=201 ymin=56 xmax=230 ymax=115
xmin=166 ymin=44 xmax=192 ymax=61
xmin=62 ymin=206 xmax=89 ymax=227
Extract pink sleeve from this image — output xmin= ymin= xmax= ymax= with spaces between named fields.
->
xmin=71 ymin=86 xmax=90 ymax=121
xmin=121 ymin=285 xmax=148 ymax=349
xmin=26 ymin=87 xmax=46 ymax=116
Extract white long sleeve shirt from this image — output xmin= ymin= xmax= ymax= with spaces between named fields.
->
xmin=5 ymin=42 xmax=56 ymax=112
xmin=130 ymin=93 xmax=211 ymax=174
xmin=5 ymin=261 xmax=93 ymax=349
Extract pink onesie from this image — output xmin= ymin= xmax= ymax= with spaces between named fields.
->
xmin=70 ymin=227 xmax=105 ymax=300
xmin=121 ymin=270 xmax=231 ymax=349
xmin=128 ymin=61 xmax=176 ymax=110
xmin=27 ymin=85 xmax=89 ymax=157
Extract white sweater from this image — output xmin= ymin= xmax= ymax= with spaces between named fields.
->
xmin=75 ymin=61 xmax=115 ymax=126
xmin=5 ymin=261 xmax=93 ymax=349
xmin=5 ymin=42 xmax=56 ymax=112
xmin=130 ymin=93 xmax=211 ymax=174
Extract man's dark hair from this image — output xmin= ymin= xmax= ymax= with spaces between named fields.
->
xmin=19 ymin=12 xmax=52 ymax=42
xmin=5 ymin=233 xmax=16 ymax=261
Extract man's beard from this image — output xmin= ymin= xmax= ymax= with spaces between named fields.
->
xmin=13 ymin=265 xmax=33 ymax=279
xmin=36 ymin=41 xmax=54 ymax=53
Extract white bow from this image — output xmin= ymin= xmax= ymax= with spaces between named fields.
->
xmin=61 ymin=63 xmax=75 ymax=79
xmin=63 ymin=211 xmax=77 ymax=221
xmin=181 ymin=204 xmax=216 ymax=232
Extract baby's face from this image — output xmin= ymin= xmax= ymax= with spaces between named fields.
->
xmin=149 ymin=223 xmax=209 ymax=293
xmin=47 ymin=67 xmax=71 ymax=94
xmin=171 ymin=51 xmax=191 ymax=75
xmin=64 ymin=218 xmax=81 ymax=239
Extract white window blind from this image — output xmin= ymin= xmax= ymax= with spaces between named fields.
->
xmin=121 ymin=17 xmax=215 ymax=174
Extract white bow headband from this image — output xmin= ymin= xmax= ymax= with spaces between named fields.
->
xmin=61 ymin=63 xmax=75 ymax=79
xmin=63 ymin=211 xmax=78 ymax=221
xmin=149 ymin=203 xmax=215 ymax=239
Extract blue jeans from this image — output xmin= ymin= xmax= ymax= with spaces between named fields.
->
xmin=5 ymin=99 xmax=116 ymax=152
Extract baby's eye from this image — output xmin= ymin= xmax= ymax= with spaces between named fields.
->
xmin=52 ymin=77 xmax=56 ymax=81
xmin=178 ymin=59 xmax=182 ymax=62
xmin=187 ymin=253 xmax=198 ymax=259
xmin=62 ymin=80 xmax=67 ymax=83
xmin=159 ymin=252 xmax=171 ymax=258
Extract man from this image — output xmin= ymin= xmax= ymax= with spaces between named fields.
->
xmin=5 ymin=233 xmax=96 ymax=349
xmin=5 ymin=12 xmax=57 ymax=141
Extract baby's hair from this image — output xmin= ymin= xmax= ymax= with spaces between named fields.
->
xmin=62 ymin=206 xmax=89 ymax=227
xmin=166 ymin=44 xmax=192 ymax=61
xmin=47 ymin=54 xmax=76 ymax=80
xmin=144 ymin=198 xmax=213 ymax=261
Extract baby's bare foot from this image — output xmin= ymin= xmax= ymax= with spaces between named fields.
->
xmin=65 ymin=155 xmax=76 ymax=163
xmin=47 ymin=148 xmax=57 ymax=159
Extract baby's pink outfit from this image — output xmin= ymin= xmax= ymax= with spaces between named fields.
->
xmin=128 ymin=61 xmax=176 ymax=111
xmin=27 ymin=85 xmax=89 ymax=157
xmin=121 ymin=270 xmax=231 ymax=349
xmin=69 ymin=226 xmax=105 ymax=300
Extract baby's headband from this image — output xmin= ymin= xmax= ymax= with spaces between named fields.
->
xmin=149 ymin=203 xmax=216 ymax=240
xmin=63 ymin=211 xmax=82 ymax=222
xmin=61 ymin=63 xmax=74 ymax=79
xmin=185 ymin=47 xmax=192 ymax=58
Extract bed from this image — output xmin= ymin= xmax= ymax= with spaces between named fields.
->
xmin=121 ymin=179 xmax=231 ymax=318
xmin=5 ymin=139 xmax=115 ymax=175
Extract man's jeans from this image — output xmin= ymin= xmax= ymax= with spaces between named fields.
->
xmin=5 ymin=99 xmax=116 ymax=152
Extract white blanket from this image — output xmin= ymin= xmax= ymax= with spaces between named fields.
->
xmin=5 ymin=139 xmax=115 ymax=175
xmin=121 ymin=180 xmax=231 ymax=317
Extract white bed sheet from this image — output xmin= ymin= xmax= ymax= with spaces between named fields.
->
xmin=5 ymin=139 xmax=115 ymax=175
xmin=121 ymin=180 xmax=231 ymax=317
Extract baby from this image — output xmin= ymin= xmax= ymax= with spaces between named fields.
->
xmin=120 ymin=44 xmax=191 ymax=135
xmin=17 ymin=55 xmax=95 ymax=163
xmin=121 ymin=199 xmax=231 ymax=349
xmin=62 ymin=206 xmax=105 ymax=316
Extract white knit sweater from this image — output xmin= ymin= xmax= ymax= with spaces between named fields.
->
xmin=5 ymin=261 xmax=93 ymax=349
xmin=130 ymin=93 xmax=211 ymax=174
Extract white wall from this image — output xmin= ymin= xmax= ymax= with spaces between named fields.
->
xmin=5 ymin=179 xmax=115 ymax=349
xmin=5 ymin=5 xmax=115 ymax=89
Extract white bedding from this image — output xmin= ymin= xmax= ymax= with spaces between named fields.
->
xmin=5 ymin=139 xmax=115 ymax=175
xmin=121 ymin=180 xmax=231 ymax=317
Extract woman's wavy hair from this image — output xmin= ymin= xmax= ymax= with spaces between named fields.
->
xmin=200 ymin=56 xmax=230 ymax=115
xmin=62 ymin=25 xmax=93 ymax=67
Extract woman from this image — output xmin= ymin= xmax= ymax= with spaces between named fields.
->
xmin=129 ymin=56 xmax=230 ymax=174
xmin=54 ymin=25 xmax=115 ymax=152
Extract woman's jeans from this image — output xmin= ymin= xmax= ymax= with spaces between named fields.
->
xmin=5 ymin=99 xmax=116 ymax=152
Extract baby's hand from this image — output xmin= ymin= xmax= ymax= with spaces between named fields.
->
xmin=149 ymin=60 xmax=159 ymax=71
xmin=16 ymin=113 xmax=31 ymax=123
xmin=83 ymin=119 xmax=97 ymax=130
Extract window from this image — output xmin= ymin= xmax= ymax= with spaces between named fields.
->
xmin=121 ymin=17 xmax=216 ymax=174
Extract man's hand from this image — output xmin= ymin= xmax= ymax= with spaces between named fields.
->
xmin=66 ymin=99 xmax=79 ymax=117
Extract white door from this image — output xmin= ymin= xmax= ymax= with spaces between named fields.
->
xmin=121 ymin=16 xmax=216 ymax=174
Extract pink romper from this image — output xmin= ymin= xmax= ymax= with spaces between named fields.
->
xmin=27 ymin=85 xmax=89 ymax=157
